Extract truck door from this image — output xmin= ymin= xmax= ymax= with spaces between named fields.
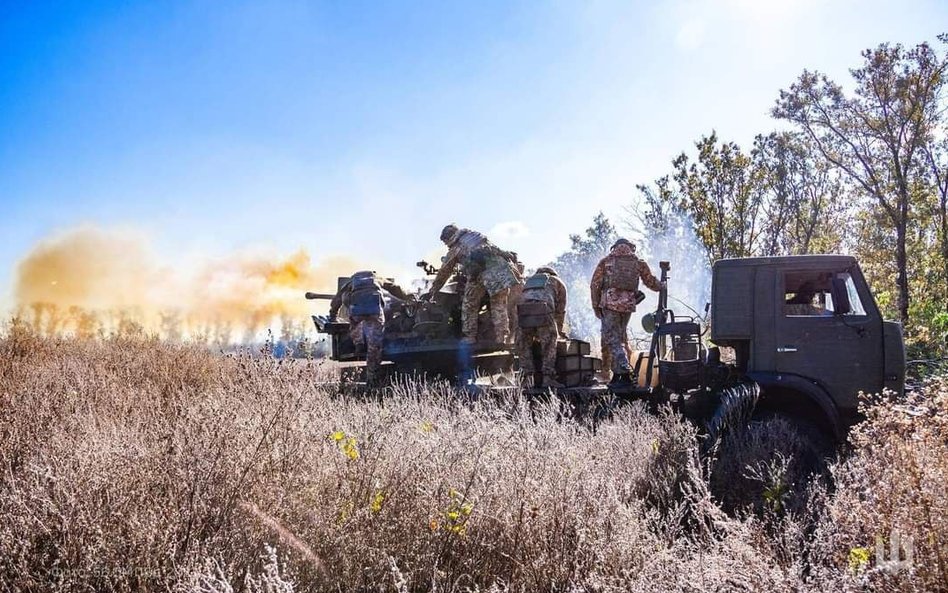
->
xmin=774 ymin=267 xmax=884 ymax=413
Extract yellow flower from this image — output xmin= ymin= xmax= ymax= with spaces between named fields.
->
xmin=337 ymin=500 xmax=353 ymax=523
xmin=849 ymin=546 xmax=871 ymax=572
xmin=330 ymin=430 xmax=345 ymax=442
xmin=342 ymin=437 xmax=359 ymax=460
xmin=370 ymin=490 xmax=384 ymax=513
xmin=461 ymin=503 xmax=473 ymax=516
xmin=446 ymin=510 xmax=460 ymax=521
xmin=420 ymin=421 xmax=435 ymax=433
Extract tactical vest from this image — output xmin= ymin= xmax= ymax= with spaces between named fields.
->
xmin=348 ymin=271 xmax=383 ymax=316
xmin=456 ymin=230 xmax=491 ymax=276
xmin=456 ymin=229 xmax=488 ymax=255
xmin=605 ymin=256 xmax=640 ymax=292
xmin=518 ymin=273 xmax=555 ymax=328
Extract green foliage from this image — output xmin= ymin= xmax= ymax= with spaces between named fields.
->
xmin=634 ymin=34 xmax=948 ymax=355
xmin=636 ymin=131 xmax=848 ymax=268
xmin=773 ymin=35 xmax=948 ymax=327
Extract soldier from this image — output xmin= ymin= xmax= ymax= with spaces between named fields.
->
xmin=328 ymin=271 xmax=407 ymax=386
xmin=426 ymin=224 xmax=522 ymax=345
xmin=590 ymin=239 xmax=662 ymax=388
xmin=517 ymin=266 xmax=567 ymax=388
xmin=506 ymin=254 xmax=526 ymax=340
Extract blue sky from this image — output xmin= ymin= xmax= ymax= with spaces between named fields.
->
xmin=2 ymin=0 xmax=946 ymax=307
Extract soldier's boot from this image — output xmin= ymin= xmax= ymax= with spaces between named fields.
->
xmin=494 ymin=329 xmax=511 ymax=348
xmin=599 ymin=348 xmax=613 ymax=381
xmin=364 ymin=366 xmax=379 ymax=388
xmin=609 ymin=373 xmax=633 ymax=391
xmin=541 ymin=373 xmax=564 ymax=389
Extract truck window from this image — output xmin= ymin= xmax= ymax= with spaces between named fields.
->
xmin=826 ymin=272 xmax=867 ymax=316
xmin=783 ymin=271 xmax=865 ymax=317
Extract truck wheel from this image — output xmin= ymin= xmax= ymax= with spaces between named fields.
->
xmin=710 ymin=410 xmax=834 ymax=516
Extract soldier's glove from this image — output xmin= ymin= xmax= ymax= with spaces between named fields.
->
xmin=328 ymin=316 xmax=338 ymax=323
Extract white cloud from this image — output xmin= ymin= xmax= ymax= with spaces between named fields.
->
xmin=490 ymin=221 xmax=531 ymax=241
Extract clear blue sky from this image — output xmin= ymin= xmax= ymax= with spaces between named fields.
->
xmin=2 ymin=0 xmax=946 ymax=306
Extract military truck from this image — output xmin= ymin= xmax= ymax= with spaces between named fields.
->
xmin=305 ymin=254 xmax=904 ymax=443
xmin=706 ymin=254 xmax=905 ymax=440
xmin=610 ymin=254 xmax=905 ymax=446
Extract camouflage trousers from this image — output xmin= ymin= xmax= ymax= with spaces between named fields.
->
xmin=519 ymin=324 xmax=558 ymax=381
xmin=349 ymin=314 xmax=384 ymax=383
xmin=601 ymin=309 xmax=632 ymax=374
xmin=600 ymin=322 xmax=632 ymax=378
xmin=506 ymin=282 xmax=523 ymax=341
xmin=462 ymin=282 xmax=510 ymax=343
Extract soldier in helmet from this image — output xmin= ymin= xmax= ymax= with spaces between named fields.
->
xmin=590 ymin=239 xmax=662 ymax=388
xmin=517 ymin=266 xmax=567 ymax=388
xmin=426 ymin=224 xmax=522 ymax=345
xmin=328 ymin=271 xmax=407 ymax=386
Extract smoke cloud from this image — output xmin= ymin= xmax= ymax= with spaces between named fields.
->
xmin=12 ymin=226 xmax=380 ymax=343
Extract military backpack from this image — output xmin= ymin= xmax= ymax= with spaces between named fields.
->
xmin=349 ymin=271 xmax=383 ymax=317
xmin=518 ymin=273 xmax=555 ymax=328
xmin=606 ymin=256 xmax=640 ymax=292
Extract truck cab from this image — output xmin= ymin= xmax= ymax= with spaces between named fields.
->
xmin=710 ymin=255 xmax=905 ymax=438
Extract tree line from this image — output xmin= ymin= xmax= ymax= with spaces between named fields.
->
xmin=552 ymin=34 xmax=948 ymax=356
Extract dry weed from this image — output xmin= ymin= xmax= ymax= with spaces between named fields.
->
xmin=0 ymin=328 xmax=945 ymax=592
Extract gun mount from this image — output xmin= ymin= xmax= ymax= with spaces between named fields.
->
xmin=307 ymin=271 xmax=515 ymax=383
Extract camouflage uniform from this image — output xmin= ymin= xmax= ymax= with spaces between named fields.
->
xmin=517 ymin=268 xmax=567 ymax=386
xmin=329 ymin=271 xmax=403 ymax=385
xmin=599 ymin=330 xmax=632 ymax=380
xmin=429 ymin=227 xmax=522 ymax=343
xmin=590 ymin=243 xmax=661 ymax=375
xmin=349 ymin=313 xmax=384 ymax=384
xmin=506 ymin=259 xmax=525 ymax=340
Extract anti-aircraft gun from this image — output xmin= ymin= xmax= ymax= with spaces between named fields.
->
xmin=305 ymin=262 xmax=516 ymax=382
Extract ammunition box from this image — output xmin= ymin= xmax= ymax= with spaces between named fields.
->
xmin=556 ymin=339 xmax=591 ymax=357
xmin=557 ymin=369 xmax=596 ymax=388
xmin=556 ymin=355 xmax=602 ymax=372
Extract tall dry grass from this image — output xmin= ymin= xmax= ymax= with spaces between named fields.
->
xmin=0 ymin=323 xmax=945 ymax=592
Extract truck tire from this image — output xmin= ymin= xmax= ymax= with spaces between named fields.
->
xmin=710 ymin=409 xmax=834 ymax=515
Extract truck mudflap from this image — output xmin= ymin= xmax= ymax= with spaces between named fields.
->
xmin=701 ymin=381 xmax=760 ymax=455
xmin=745 ymin=371 xmax=845 ymax=441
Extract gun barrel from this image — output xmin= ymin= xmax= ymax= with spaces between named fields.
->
xmin=305 ymin=292 xmax=336 ymax=300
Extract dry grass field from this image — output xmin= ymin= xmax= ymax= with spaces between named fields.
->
xmin=0 ymin=324 xmax=945 ymax=592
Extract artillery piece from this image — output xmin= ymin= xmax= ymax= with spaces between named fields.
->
xmin=306 ymin=262 xmax=517 ymax=382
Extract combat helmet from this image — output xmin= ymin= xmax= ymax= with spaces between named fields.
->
xmin=536 ymin=266 xmax=558 ymax=276
xmin=440 ymin=224 xmax=460 ymax=245
xmin=611 ymin=238 xmax=635 ymax=251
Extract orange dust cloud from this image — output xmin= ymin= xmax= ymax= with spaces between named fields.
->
xmin=12 ymin=226 xmax=377 ymax=343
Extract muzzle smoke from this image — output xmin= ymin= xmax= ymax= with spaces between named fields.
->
xmin=12 ymin=226 xmax=375 ymax=344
